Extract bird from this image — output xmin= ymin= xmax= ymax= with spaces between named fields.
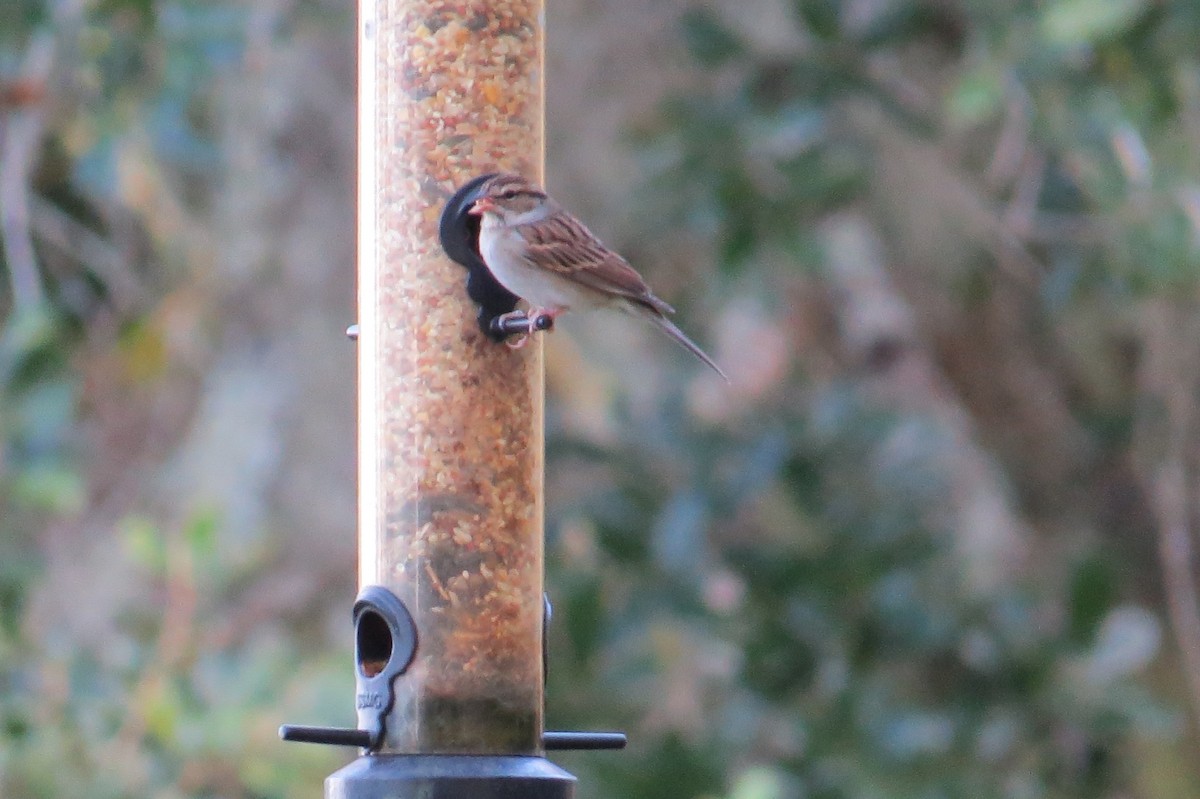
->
xmin=467 ymin=173 xmax=728 ymax=381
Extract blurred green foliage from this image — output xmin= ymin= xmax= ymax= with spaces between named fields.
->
xmin=0 ymin=3 xmax=351 ymax=797
xmin=547 ymin=388 xmax=1170 ymax=798
xmin=549 ymin=1 xmax=1200 ymax=798
xmin=3 ymin=1 xmax=1200 ymax=798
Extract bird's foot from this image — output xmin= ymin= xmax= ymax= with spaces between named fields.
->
xmin=491 ymin=308 xmax=560 ymax=347
xmin=493 ymin=310 xmax=528 ymax=348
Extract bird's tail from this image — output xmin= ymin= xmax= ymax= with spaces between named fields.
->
xmin=645 ymin=312 xmax=729 ymax=382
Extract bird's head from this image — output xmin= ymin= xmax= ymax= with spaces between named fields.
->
xmin=468 ymin=173 xmax=548 ymax=223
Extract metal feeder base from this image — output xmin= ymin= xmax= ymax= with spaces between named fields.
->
xmin=326 ymin=754 xmax=575 ymax=799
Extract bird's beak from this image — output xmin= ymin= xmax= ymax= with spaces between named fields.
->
xmin=468 ymin=197 xmax=494 ymax=216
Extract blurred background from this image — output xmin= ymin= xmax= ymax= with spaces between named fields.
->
xmin=3 ymin=0 xmax=1200 ymax=796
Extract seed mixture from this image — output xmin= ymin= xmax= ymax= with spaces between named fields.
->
xmin=358 ymin=0 xmax=545 ymax=755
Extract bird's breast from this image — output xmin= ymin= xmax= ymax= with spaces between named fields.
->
xmin=478 ymin=226 xmax=586 ymax=311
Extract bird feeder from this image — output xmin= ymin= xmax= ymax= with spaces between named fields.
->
xmin=280 ymin=1 xmax=623 ymax=794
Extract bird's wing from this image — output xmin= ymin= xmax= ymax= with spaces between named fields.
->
xmin=516 ymin=211 xmax=675 ymax=315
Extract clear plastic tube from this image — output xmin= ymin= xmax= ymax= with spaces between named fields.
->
xmin=357 ymin=0 xmax=545 ymax=754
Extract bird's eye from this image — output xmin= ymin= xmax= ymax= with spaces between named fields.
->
xmin=500 ymin=188 xmax=519 ymax=199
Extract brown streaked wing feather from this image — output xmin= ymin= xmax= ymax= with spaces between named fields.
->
xmin=516 ymin=210 xmax=674 ymax=314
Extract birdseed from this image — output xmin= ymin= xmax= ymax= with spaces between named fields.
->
xmin=357 ymin=0 xmax=545 ymax=755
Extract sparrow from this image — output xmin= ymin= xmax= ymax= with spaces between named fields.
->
xmin=467 ymin=173 xmax=728 ymax=381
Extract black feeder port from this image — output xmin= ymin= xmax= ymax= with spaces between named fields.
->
xmin=280 ymin=585 xmax=625 ymax=797
xmin=438 ymin=173 xmax=556 ymax=343
xmin=346 ymin=173 xmax=553 ymax=347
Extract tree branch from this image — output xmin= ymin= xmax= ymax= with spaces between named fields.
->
xmin=1134 ymin=301 xmax=1200 ymax=734
xmin=0 ymin=32 xmax=54 ymax=312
